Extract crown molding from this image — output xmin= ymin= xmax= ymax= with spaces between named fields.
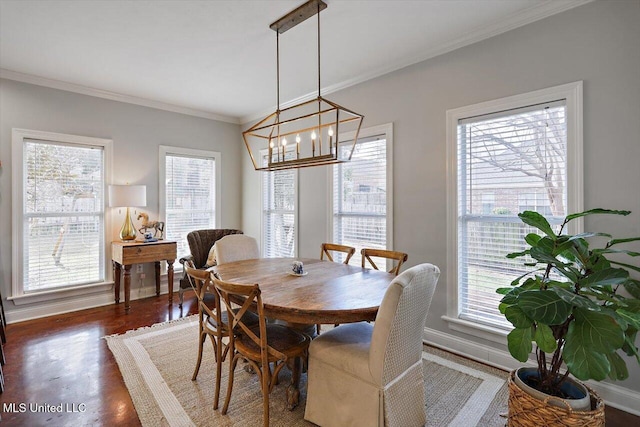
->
xmin=240 ymin=0 xmax=594 ymax=125
xmin=0 ymin=68 xmax=241 ymax=124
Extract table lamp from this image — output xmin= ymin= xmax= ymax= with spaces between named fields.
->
xmin=109 ymin=184 xmax=147 ymax=241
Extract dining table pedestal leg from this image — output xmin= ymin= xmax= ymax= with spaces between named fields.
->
xmin=286 ymin=356 xmax=302 ymax=410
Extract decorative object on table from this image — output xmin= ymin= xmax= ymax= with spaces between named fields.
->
xmin=137 ymin=212 xmax=165 ymax=239
xmin=242 ymin=0 xmax=364 ymax=171
xmin=498 ymin=209 xmax=640 ymax=426
xmin=292 ymin=261 xmax=304 ymax=275
xmin=142 ymin=232 xmax=158 ymax=243
xmin=109 ymin=184 xmax=147 ymax=241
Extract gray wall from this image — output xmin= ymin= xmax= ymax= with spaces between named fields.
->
xmin=241 ymin=0 xmax=640 ymax=392
xmin=0 ymin=78 xmax=243 ymax=319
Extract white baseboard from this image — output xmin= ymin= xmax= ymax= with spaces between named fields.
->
xmin=6 ymin=277 xmax=179 ymax=324
xmin=423 ymin=327 xmax=640 ymax=417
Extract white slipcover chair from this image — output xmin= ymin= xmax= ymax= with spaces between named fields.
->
xmin=304 ymin=263 xmax=440 ymax=427
xmin=213 ymin=234 xmax=260 ymax=265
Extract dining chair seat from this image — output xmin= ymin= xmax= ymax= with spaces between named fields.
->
xmin=234 ymin=323 xmax=309 ymax=360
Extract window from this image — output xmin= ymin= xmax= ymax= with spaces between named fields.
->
xmin=11 ymin=129 xmax=112 ymax=298
xmin=446 ymin=82 xmax=583 ymax=339
xmin=261 ymin=152 xmax=297 ymax=257
xmin=330 ymin=124 xmax=393 ymax=266
xmin=159 ymin=146 xmax=220 ymax=259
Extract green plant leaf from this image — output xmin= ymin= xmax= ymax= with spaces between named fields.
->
xmin=524 ymin=233 xmax=542 ymax=246
xmin=505 ymin=305 xmax=533 ymax=328
xmin=609 ymin=237 xmax=640 ymax=246
xmin=567 ymin=232 xmax=612 ymax=241
xmin=569 ymin=308 xmax=625 ymax=353
xmin=624 ymin=280 xmax=640 ymax=299
xmin=565 ymin=209 xmax=631 ymax=222
xmin=617 ymin=309 xmax=640 ymax=330
xmin=519 ymin=211 xmax=555 ymax=238
xmin=507 ymin=250 xmax=529 ymax=259
xmin=593 ymin=248 xmax=640 ymax=257
xmin=606 ymin=352 xmax=629 ymax=381
xmin=507 ymin=327 xmax=533 ymax=362
xmin=534 ymin=324 xmax=557 ymax=353
xmin=622 ymin=330 xmax=640 ymax=362
xmin=581 ymin=268 xmax=629 ymax=287
xmin=517 ymin=290 xmax=572 ymax=325
xmin=551 ymin=286 xmax=602 ymax=311
xmin=563 ymin=337 xmax=610 ymax=381
xmin=496 ymin=287 xmax=512 ymax=295
xmin=610 ymin=261 xmax=640 ymax=274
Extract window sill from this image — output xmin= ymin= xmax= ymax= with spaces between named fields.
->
xmin=9 ymin=281 xmax=114 ymax=306
xmin=441 ymin=315 xmax=510 ymax=345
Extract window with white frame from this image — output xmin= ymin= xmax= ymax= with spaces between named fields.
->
xmin=446 ymin=82 xmax=583 ymax=336
xmin=261 ymin=152 xmax=297 ymax=257
xmin=12 ymin=129 xmax=112 ymax=297
xmin=331 ymin=124 xmax=393 ymax=266
xmin=160 ymin=146 xmax=220 ymax=259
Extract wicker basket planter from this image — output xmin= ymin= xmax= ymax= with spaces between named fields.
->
xmin=507 ymin=370 xmax=605 ymax=427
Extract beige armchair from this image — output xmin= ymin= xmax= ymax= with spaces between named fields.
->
xmin=304 ymin=263 xmax=440 ymax=427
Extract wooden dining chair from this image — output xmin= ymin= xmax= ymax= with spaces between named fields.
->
xmin=320 ymin=243 xmax=356 ymax=264
xmin=305 ymin=264 xmax=440 ymax=427
xmin=361 ymin=248 xmax=408 ymax=276
xmin=184 ymin=264 xmax=258 ymax=410
xmin=213 ymin=276 xmax=311 ymax=427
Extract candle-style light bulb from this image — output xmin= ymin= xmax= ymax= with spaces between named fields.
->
xmin=311 ymin=130 xmax=317 ymax=140
xmin=295 ymin=134 xmax=300 ymax=158
xmin=311 ymin=130 xmax=317 ymax=156
xmin=296 ymin=134 xmax=301 ymax=144
xmin=269 ymin=140 xmax=275 ymax=148
xmin=282 ymin=137 xmax=287 ymax=146
xmin=328 ymin=126 xmax=334 ymax=156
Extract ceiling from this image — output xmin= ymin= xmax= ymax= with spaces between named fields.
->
xmin=0 ymin=0 xmax=590 ymax=124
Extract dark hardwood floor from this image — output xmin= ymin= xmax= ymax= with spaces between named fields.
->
xmin=0 ymin=292 xmax=638 ymax=426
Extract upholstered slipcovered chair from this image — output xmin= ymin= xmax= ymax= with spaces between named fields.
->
xmin=178 ymin=229 xmax=243 ymax=306
xmin=304 ymin=263 xmax=440 ymax=427
xmin=213 ymin=234 xmax=260 ymax=265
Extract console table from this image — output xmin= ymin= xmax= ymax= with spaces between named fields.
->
xmin=112 ymin=240 xmax=177 ymax=311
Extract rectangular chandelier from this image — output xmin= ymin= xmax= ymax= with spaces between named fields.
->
xmin=243 ymin=0 xmax=364 ymax=171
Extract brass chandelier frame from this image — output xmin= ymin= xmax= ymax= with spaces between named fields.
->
xmin=243 ymin=0 xmax=364 ymax=171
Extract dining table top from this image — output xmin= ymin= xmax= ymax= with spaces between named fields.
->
xmin=211 ymin=257 xmax=396 ymax=325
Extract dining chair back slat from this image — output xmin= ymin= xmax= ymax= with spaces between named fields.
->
xmin=320 ymin=243 xmax=356 ymax=264
xmin=361 ymin=248 xmax=408 ymax=276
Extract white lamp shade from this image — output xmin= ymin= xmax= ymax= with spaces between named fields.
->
xmin=109 ymin=185 xmax=147 ymax=208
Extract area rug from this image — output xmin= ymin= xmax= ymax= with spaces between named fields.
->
xmin=105 ymin=316 xmax=508 ymax=426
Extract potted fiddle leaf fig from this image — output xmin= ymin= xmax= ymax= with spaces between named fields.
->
xmin=498 ymin=209 xmax=640 ymax=420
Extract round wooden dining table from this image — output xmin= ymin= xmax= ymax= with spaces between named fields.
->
xmin=211 ymin=257 xmax=396 ymax=324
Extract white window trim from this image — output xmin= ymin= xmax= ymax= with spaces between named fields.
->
xmin=159 ymin=145 xmax=221 ymax=271
xmin=444 ymin=82 xmax=583 ymax=339
xmin=259 ymin=149 xmax=299 ymax=258
xmin=10 ymin=128 xmax=114 ymax=304
xmin=328 ymin=123 xmax=394 ymax=258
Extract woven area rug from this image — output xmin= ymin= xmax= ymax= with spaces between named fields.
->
xmin=105 ymin=316 xmax=508 ymax=426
